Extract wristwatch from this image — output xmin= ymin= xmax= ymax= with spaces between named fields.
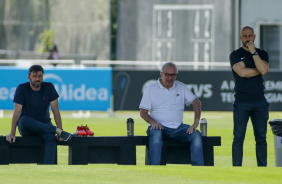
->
xmin=252 ymin=52 xmax=258 ymax=56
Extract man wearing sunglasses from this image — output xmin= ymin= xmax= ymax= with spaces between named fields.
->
xmin=139 ymin=62 xmax=204 ymax=166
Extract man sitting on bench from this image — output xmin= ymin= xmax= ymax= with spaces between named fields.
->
xmin=139 ymin=62 xmax=204 ymax=166
xmin=6 ymin=65 xmax=72 ymax=164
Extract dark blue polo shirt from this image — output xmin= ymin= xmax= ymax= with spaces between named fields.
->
xmin=13 ymin=82 xmax=59 ymax=123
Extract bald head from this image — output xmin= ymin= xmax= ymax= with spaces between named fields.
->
xmin=240 ymin=26 xmax=254 ymax=36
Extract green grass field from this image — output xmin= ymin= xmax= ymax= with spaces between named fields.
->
xmin=0 ymin=111 xmax=282 ymax=183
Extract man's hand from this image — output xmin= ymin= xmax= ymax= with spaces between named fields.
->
xmin=150 ymin=121 xmax=164 ymax=130
xmin=56 ymin=135 xmax=63 ymax=141
xmin=187 ymin=124 xmax=198 ymax=134
xmin=246 ymin=41 xmax=256 ymax=54
xmin=6 ymin=133 xmax=16 ymax=143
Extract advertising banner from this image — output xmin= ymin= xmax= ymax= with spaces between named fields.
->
xmin=0 ymin=67 xmax=112 ymax=110
xmin=113 ymin=70 xmax=282 ymax=111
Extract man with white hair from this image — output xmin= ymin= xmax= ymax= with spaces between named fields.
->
xmin=139 ymin=62 xmax=204 ymax=166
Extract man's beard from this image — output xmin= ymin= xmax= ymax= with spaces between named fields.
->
xmin=31 ymin=81 xmax=42 ymax=88
xmin=243 ymin=41 xmax=249 ymax=47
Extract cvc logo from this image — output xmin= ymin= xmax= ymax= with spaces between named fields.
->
xmin=44 ymin=73 xmax=109 ymax=102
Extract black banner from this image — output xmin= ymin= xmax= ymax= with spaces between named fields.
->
xmin=113 ymin=70 xmax=282 ymax=111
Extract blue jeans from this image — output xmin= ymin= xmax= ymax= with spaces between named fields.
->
xmin=147 ymin=123 xmax=204 ymax=166
xmin=232 ymin=101 xmax=269 ymax=166
xmin=18 ymin=116 xmax=57 ymax=164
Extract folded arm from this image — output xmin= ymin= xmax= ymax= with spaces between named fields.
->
xmin=247 ymin=42 xmax=269 ymax=75
xmin=233 ymin=61 xmax=261 ymax=78
xmin=253 ymin=55 xmax=269 ymax=75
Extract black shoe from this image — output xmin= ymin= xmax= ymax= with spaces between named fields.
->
xmin=60 ymin=131 xmax=72 ymax=141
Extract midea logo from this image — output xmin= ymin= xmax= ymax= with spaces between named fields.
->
xmin=44 ymin=73 xmax=108 ymax=102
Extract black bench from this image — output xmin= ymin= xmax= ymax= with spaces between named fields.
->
xmin=60 ymin=136 xmax=145 ymax=165
xmin=0 ymin=136 xmax=145 ymax=165
xmin=0 ymin=135 xmax=221 ymax=165
xmin=0 ymin=136 xmax=47 ymax=164
xmin=144 ymin=136 xmax=221 ymax=166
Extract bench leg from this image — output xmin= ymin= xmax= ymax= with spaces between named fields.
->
xmin=0 ymin=145 xmax=9 ymax=165
xmin=119 ymin=145 xmax=136 ymax=165
xmin=145 ymin=145 xmax=150 ymax=165
xmin=203 ymin=146 xmax=215 ymax=166
xmin=68 ymin=145 xmax=88 ymax=165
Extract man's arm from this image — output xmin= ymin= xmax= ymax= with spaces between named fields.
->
xmin=253 ymin=56 xmax=269 ymax=75
xmin=247 ymin=41 xmax=269 ymax=75
xmin=50 ymin=98 xmax=64 ymax=141
xmin=233 ymin=61 xmax=261 ymax=78
xmin=187 ymin=98 xmax=201 ymax=134
xmin=140 ymin=109 xmax=163 ymax=130
xmin=6 ymin=103 xmax=22 ymax=143
xmin=50 ymin=98 xmax=62 ymax=129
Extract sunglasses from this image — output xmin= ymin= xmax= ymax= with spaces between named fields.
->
xmin=163 ymin=72 xmax=177 ymax=78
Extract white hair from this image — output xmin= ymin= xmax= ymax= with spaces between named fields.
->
xmin=160 ymin=62 xmax=178 ymax=73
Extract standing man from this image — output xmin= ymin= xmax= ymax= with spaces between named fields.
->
xmin=6 ymin=65 xmax=72 ymax=164
xmin=139 ymin=62 xmax=204 ymax=166
xmin=230 ymin=26 xmax=269 ymax=166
